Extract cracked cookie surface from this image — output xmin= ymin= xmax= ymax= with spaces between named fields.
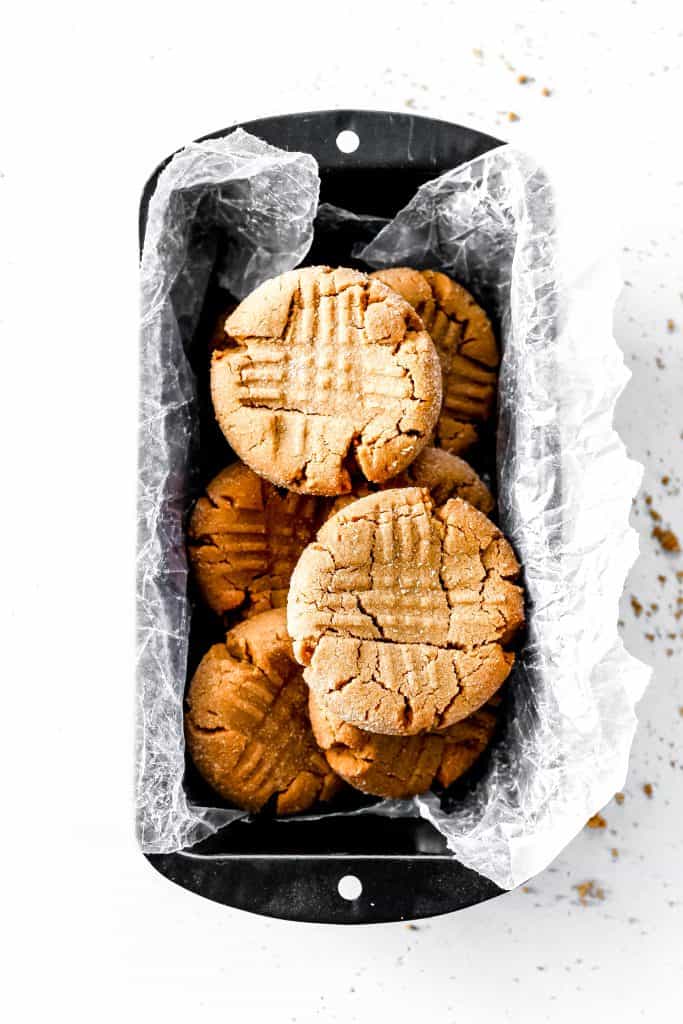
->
xmin=328 ymin=446 xmax=494 ymax=519
xmin=288 ymin=488 xmax=524 ymax=735
xmin=210 ymin=265 xmax=443 ymax=495
xmin=187 ymin=461 xmax=323 ymax=618
xmin=309 ymin=692 xmax=501 ymax=798
xmin=371 ymin=268 xmax=499 ymax=456
xmin=184 ymin=608 xmax=340 ymax=814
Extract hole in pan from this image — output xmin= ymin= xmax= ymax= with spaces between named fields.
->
xmin=337 ymin=874 xmax=363 ymax=900
xmin=336 ymin=129 xmax=360 ymax=154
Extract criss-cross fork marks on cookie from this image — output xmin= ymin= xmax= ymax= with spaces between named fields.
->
xmin=185 ymin=609 xmax=340 ymax=814
xmin=233 ymin=273 xmax=413 ymax=416
xmin=187 ymin=462 xmax=322 ymax=617
xmin=288 ymin=488 xmax=524 ymax=735
xmin=211 ymin=267 xmax=442 ymax=494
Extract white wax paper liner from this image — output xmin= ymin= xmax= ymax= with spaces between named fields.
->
xmin=136 ymin=129 xmax=650 ymax=888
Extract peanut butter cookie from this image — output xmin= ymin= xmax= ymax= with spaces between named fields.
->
xmin=187 ymin=461 xmax=322 ymax=618
xmin=210 ymin=266 xmax=442 ymax=495
xmin=371 ymin=268 xmax=499 ymax=456
xmin=184 ymin=608 xmax=340 ymax=814
xmin=309 ymin=693 xmax=501 ymax=798
xmin=288 ymin=488 xmax=523 ymax=735
xmin=328 ymin=446 xmax=494 ymax=519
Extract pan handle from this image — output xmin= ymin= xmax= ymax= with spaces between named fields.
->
xmin=147 ymin=851 xmax=502 ymax=925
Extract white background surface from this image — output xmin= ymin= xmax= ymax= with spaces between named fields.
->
xmin=2 ymin=1 xmax=682 ymax=1020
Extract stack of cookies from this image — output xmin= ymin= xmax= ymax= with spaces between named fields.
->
xmin=184 ymin=265 xmax=525 ymax=814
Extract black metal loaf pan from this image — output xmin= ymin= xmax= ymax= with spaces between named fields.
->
xmin=139 ymin=109 xmax=506 ymax=924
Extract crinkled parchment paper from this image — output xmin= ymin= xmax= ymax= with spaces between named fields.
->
xmin=136 ymin=129 xmax=650 ymax=888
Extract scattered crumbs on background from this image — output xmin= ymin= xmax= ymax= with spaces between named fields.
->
xmin=574 ymin=881 xmax=605 ymax=906
xmin=643 ymin=783 xmax=654 ymax=798
xmin=586 ymin=813 xmax=607 ymax=829
xmin=508 ymin=111 xmax=520 ymax=122
xmin=615 ymin=792 xmax=625 ymax=805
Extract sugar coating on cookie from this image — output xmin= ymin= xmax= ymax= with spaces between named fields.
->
xmin=210 ymin=266 xmax=443 ymax=495
xmin=327 ymin=446 xmax=494 ymax=519
xmin=184 ymin=608 xmax=340 ymax=814
xmin=288 ymin=488 xmax=523 ymax=735
xmin=187 ymin=461 xmax=322 ymax=618
xmin=309 ymin=692 xmax=500 ymax=798
xmin=371 ymin=268 xmax=499 ymax=456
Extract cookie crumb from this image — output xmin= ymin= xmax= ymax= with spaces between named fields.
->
xmin=658 ymin=574 xmax=667 ymax=584
xmin=678 ymin=707 xmax=683 ymax=718
xmin=574 ymin=881 xmax=605 ymax=905
xmin=472 ymin=47 xmax=483 ymax=58
xmin=508 ymin=111 xmax=520 ymax=122
xmin=404 ymin=98 xmax=416 ymax=109
xmin=650 ymin=602 xmax=659 ymax=612
xmin=611 ymin=848 xmax=619 ymax=859
xmin=615 ymin=792 xmax=625 ymax=805
xmin=643 ymin=783 xmax=654 ymax=798
xmin=586 ymin=813 xmax=607 ymax=829
xmin=645 ymin=495 xmax=653 ymax=506
xmin=517 ymin=74 xmax=530 ymax=84
xmin=667 ymin=318 xmax=676 ymax=332
xmin=631 ymin=596 xmax=643 ymax=617
xmin=405 ymin=923 xmax=420 ymax=931
xmin=666 ymin=648 xmax=674 ymax=657
xmin=653 ymin=526 xmax=681 ymax=552
xmin=541 ymin=86 xmax=552 ymax=96
xmin=649 ymin=507 xmax=662 ymax=522
xmin=662 ymin=476 xmax=670 ymax=486
xmin=521 ymin=885 xmax=532 ymax=893
xmin=645 ymin=632 xmax=655 ymax=641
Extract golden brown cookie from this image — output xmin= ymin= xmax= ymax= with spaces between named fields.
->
xmin=187 ymin=461 xmax=322 ymax=618
xmin=309 ymin=693 xmax=500 ymax=798
xmin=184 ymin=608 xmax=340 ymax=814
xmin=288 ymin=488 xmax=523 ymax=735
xmin=210 ymin=266 xmax=443 ymax=495
xmin=327 ymin=446 xmax=494 ymax=519
xmin=391 ymin=446 xmax=494 ymax=513
xmin=370 ymin=268 xmax=499 ymax=455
